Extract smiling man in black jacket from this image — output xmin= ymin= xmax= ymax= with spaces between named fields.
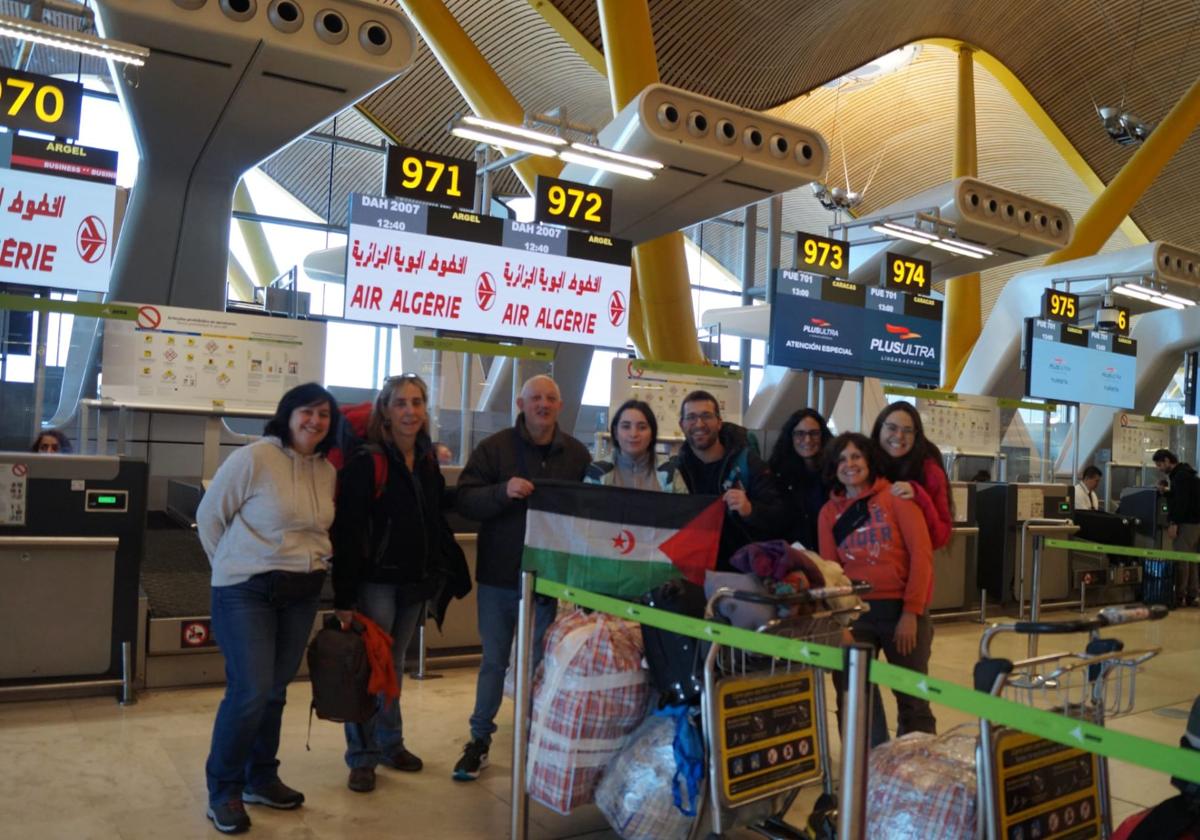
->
xmin=451 ymin=374 xmax=590 ymax=781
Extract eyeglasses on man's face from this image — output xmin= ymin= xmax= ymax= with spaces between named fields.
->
xmin=682 ymin=412 xmax=718 ymax=425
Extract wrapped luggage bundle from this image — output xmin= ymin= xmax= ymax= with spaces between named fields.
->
xmin=595 ymin=712 xmax=696 ymax=840
xmin=527 ymin=608 xmax=651 ymax=815
xmin=866 ymin=725 xmax=978 ymax=839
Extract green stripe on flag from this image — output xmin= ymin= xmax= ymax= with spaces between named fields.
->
xmin=522 ymin=547 xmax=682 ymax=600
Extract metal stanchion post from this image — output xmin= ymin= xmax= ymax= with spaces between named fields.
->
xmin=120 ymin=640 xmax=137 ymax=706
xmin=838 ymin=644 xmax=873 ymax=840
xmin=409 ymin=603 xmax=442 ymax=681
xmin=511 ymin=571 xmax=536 ymax=840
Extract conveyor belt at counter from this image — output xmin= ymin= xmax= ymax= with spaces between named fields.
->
xmin=143 ymin=514 xmax=212 ymax=618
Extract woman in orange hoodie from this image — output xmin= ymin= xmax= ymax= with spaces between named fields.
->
xmin=818 ymin=432 xmax=936 ymax=746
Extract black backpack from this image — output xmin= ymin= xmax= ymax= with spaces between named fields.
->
xmin=640 ymin=579 xmax=711 ymax=707
xmin=306 ymin=615 xmax=374 ymax=724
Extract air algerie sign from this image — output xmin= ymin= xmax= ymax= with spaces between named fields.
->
xmin=344 ymin=193 xmax=633 ymax=348
xmin=767 ymin=269 xmax=944 ymax=385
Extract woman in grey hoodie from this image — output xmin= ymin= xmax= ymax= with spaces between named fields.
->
xmin=197 ymin=382 xmax=339 ymax=835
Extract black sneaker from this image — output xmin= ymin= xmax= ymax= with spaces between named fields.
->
xmin=380 ymin=748 xmax=423 ymax=772
xmin=452 ymin=738 xmax=489 ymax=781
xmin=206 ymin=800 xmax=251 ymax=834
xmin=242 ymin=778 xmax=305 ymax=809
xmin=348 ymin=766 xmax=376 ymax=793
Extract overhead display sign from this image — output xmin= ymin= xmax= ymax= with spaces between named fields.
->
xmin=101 ymin=304 xmax=327 ymax=411
xmin=768 ymin=269 xmax=944 ymax=386
xmin=384 ymin=145 xmax=475 ymax=210
xmin=0 ymin=166 xmax=116 ymax=293
xmin=794 ymin=231 xmax=848 ymax=279
xmin=345 ymin=193 xmax=633 ymax=348
xmin=534 ymin=175 xmax=612 ymax=233
xmin=1024 ymin=318 xmax=1137 ymax=409
xmin=883 ymin=252 xmax=930 ymax=295
xmin=7 ymin=136 xmax=118 ymax=185
xmin=0 ymin=69 xmax=83 ymax=138
xmin=1041 ymin=288 xmax=1079 ymax=324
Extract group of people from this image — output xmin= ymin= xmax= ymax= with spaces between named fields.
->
xmin=193 ymin=373 xmax=956 ymax=834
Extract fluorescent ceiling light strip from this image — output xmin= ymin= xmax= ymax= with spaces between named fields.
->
xmin=567 ymin=141 xmax=663 ymax=169
xmin=1113 ymin=284 xmax=1155 ymax=301
xmin=870 ymin=224 xmax=939 ymax=245
xmin=0 ymin=14 xmax=149 ymax=66
xmin=1159 ymin=292 xmax=1197 ymax=307
xmin=1149 ymin=295 xmax=1186 ymax=310
xmin=941 ymin=237 xmax=993 ymax=256
xmin=460 ymin=115 xmax=566 ymax=146
xmin=558 ymin=149 xmax=656 ymax=180
xmin=929 ymin=239 xmax=988 ymax=259
xmin=882 ymin=221 xmax=939 ymax=242
xmin=450 ymin=127 xmax=559 ymax=157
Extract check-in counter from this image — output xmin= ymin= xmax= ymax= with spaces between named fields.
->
xmin=930 ymin=481 xmax=978 ymax=611
xmin=0 ymin=454 xmax=147 ymax=700
xmin=976 ymin=482 xmax=1076 ymax=608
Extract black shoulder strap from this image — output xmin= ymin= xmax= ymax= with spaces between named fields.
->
xmin=832 ymin=497 xmax=872 ymax=547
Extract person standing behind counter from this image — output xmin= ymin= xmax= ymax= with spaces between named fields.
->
xmin=331 ymin=373 xmax=470 ymax=794
xmin=197 ymin=383 xmax=339 ymax=835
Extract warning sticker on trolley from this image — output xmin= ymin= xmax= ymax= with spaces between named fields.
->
xmin=993 ymin=728 xmax=1101 ymax=839
xmin=716 ymin=671 xmax=821 ymax=806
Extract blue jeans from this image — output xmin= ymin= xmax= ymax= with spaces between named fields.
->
xmin=205 ymin=572 xmax=322 ymax=807
xmin=468 ymin=583 xmax=556 ymax=743
xmin=344 ymin=582 xmax=425 ymax=769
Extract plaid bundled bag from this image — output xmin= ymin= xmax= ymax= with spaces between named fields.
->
xmin=526 ymin=608 xmax=651 ymax=815
xmin=866 ymin=724 xmax=978 ymax=839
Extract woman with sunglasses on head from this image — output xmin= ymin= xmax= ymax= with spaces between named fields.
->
xmin=870 ymin=401 xmax=952 ymax=551
xmin=197 ymin=383 xmax=339 ymax=835
xmin=818 ymin=432 xmax=935 ymax=746
xmin=586 ymin=399 xmax=679 ymax=491
xmin=768 ymin=409 xmax=833 ymax=549
xmin=331 ymin=373 xmax=469 ymax=795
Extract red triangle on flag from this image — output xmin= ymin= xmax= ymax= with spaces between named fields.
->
xmin=657 ymin=498 xmax=725 ymax=584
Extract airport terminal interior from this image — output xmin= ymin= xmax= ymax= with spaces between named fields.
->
xmin=5 ymin=0 xmax=1200 ymax=837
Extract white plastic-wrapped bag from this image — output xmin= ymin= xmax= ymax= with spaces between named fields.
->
xmin=595 ymin=711 xmax=696 ymax=840
xmin=866 ymin=725 xmax=977 ymax=839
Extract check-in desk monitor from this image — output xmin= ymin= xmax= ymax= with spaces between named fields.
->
xmin=976 ymin=482 xmax=1073 ymax=606
xmin=0 ymin=454 xmax=147 ymax=684
xmin=930 ymin=481 xmax=977 ymax=610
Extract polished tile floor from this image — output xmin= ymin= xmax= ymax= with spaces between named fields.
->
xmin=1 ymin=605 xmax=1197 ymax=839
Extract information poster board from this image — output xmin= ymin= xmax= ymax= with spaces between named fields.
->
xmin=992 ymin=728 xmax=1101 ymax=840
xmin=344 ymin=194 xmax=632 ymax=348
xmin=0 ymin=165 xmax=116 ymax=293
xmin=715 ymin=670 xmax=820 ymax=806
xmin=101 ymin=305 xmax=327 ymax=411
xmin=609 ymin=358 xmax=742 ymax=435
xmin=768 ymin=269 xmax=943 ymax=386
xmin=916 ymin=392 xmax=1002 ymax=455
xmin=1025 ymin=319 xmax=1137 ymax=409
xmin=1111 ymin=413 xmax=1173 ymax=465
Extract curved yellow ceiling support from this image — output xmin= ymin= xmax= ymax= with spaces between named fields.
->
xmin=921 ymin=36 xmax=1148 ymax=247
xmin=397 ymin=0 xmax=562 ymax=194
xmin=598 ymin=0 xmax=704 ymax=364
xmin=943 ymin=44 xmax=981 ymax=391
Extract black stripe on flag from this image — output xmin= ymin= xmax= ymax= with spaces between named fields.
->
xmin=527 ymin=480 xmax=720 ymax=528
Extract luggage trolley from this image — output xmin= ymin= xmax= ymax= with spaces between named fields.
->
xmin=975 ymin=604 xmax=1167 ymax=840
xmin=698 ymin=583 xmax=870 ymax=839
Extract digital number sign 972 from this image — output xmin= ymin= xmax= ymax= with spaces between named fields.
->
xmin=534 ymin=175 xmax=612 ymax=233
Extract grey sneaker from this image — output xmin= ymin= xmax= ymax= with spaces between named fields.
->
xmin=206 ymin=800 xmax=251 ymax=834
xmin=452 ymin=738 xmax=489 ymax=781
xmin=241 ymin=778 xmax=304 ymax=809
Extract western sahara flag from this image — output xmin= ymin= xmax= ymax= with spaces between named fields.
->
xmin=521 ymin=480 xmax=724 ymax=598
